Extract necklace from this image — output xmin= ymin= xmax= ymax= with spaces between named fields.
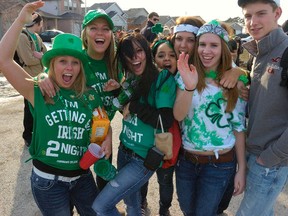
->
xmin=205 ymin=70 xmax=217 ymax=80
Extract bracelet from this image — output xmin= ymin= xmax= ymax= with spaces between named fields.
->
xmin=185 ymin=87 xmax=196 ymax=92
xmin=238 ymin=74 xmax=249 ymax=86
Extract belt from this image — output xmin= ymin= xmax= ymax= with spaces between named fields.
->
xmin=180 ymin=148 xmax=235 ymax=164
xmin=33 ymin=167 xmax=81 ymax=182
xmin=119 ymin=143 xmax=144 ymax=160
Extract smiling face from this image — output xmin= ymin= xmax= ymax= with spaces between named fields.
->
xmin=242 ymin=2 xmax=281 ymax=41
xmin=173 ymin=31 xmax=196 ymax=58
xmin=154 ymin=42 xmax=177 ymax=74
xmin=53 ymin=56 xmax=81 ymax=88
xmin=125 ymin=41 xmax=147 ymax=76
xmin=85 ymin=18 xmax=112 ymax=59
xmin=198 ymin=33 xmax=222 ymax=71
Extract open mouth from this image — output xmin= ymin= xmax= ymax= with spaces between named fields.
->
xmin=63 ymin=73 xmax=72 ymax=83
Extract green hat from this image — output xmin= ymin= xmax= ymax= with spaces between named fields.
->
xmin=82 ymin=9 xmax=114 ymax=30
xmin=42 ymin=33 xmax=86 ymax=69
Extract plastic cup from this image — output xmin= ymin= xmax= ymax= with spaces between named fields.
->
xmin=79 ymin=143 xmax=104 ymax=170
xmin=94 ymin=159 xmax=117 ymax=181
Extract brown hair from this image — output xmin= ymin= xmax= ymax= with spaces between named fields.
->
xmin=193 ymin=30 xmax=238 ymax=112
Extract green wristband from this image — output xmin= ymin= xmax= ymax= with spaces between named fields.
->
xmin=238 ymin=74 xmax=249 ymax=86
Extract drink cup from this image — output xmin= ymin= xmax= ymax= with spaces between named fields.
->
xmin=79 ymin=143 xmax=104 ymax=170
xmin=94 ymin=159 xmax=117 ymax=181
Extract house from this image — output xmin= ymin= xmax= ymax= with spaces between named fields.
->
xmin=0 ymin=0 xmax=84 ymax=38
xmin=0 ymin=0 xmax=26 ymax=39
xmin=124 ymin=8 xmax=148 ymax=31
xmin=89 ymin=2 xmax=127 ymax=31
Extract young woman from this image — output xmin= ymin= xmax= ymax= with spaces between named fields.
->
xmin=37 ymin=8 xmax=120 ymax=191
xmin=92 ymin=33 xmax=176 ymax=215
xmin=174 ymin=20 xmax=246 ymax=216
xmin=140 ymin=38 xmax=178 ymax=216
xmin=0 ymin=1 xmax=111 ymax=215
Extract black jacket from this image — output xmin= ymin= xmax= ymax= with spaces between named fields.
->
xmin=140 ymin=21 xmax=157 ymax=43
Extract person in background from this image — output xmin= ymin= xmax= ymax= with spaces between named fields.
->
xmin=92 ymin=33 xmax=176 ymax=215
xmin=141 ymin=12 xmax=160 ymax=43
xmin=282 ymin=19 xmax=288 ymax=34
xmin=0 ymin=1 xmax=109 ymax=215
xmin=17 ymin=11 xmax=47 ymax=147
xmin=236 ymin=0 xmax=288 ymax=215
xmin=133 ymin=28 xmax=141 ymax=34
xmin=228 ymin=38 xmax=240 ymax=66
xmin=174 ymin=20 xmax=246 ymax=216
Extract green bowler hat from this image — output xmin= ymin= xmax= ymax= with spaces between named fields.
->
xmin=42 ymin=33 xmax=86 ymax=69
xmin=82 ymin=9 xmax=114 ymax=30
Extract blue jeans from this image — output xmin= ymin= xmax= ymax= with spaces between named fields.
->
xmin=236 ymin=154 xmax=288 ymax=216
xmin=175 ymin=154 xmax=236 ymax=216
xmin=31 ymin=169 xmax=97 ymax=216
xmin=92 ymin=148 xmax=155 ymax=216
xmin=141 ymin=165 xmax=175 ymax=214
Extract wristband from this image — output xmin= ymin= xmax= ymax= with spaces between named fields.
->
xmin=238 ymin=74 xmax=249 ymax=86
xmin=185 ymin=87 xmax=196 ymax=92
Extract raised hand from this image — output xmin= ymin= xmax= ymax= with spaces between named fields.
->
xmin=177 ymin=52 xmax=198 ymax=91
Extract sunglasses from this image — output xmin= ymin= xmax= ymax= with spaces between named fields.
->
xmin=153 ymin=18 xmax=159 ymax=22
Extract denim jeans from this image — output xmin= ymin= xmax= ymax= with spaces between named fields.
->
xmin=141 ymin=165 xmax=175 ymax=214
xmin=31 ymin=169 xmax=97 ymax=216
xmin=175 ymin=154 xmax=236 ymax=216
xmin=92 ymin=148 xmax=155 ymax=216
xmin=236 ymin=154 xmax=288 ymax=216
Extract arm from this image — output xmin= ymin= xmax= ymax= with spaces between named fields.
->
xmin=101 ymin=126 xmax=112 ymax=159
xmin=220 ymin=67 xmax=245 ymax=89
xmin=233 ymin=131 xmax=246 ymax=196
xmin=173 ymin=52 xmax=198 ymax=121
xmin=0 ymin=1 xmax=44 ymax=105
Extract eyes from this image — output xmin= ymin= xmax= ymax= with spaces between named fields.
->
xmin=199 ymin=42 xmax=219 ymax=48
xmin=175 ymin=36 xmax=195 ymax=44
xmin=89 ymin=26 xmax=110 ymax=33
xmin=58 ymin=57 xmax=80 ymax=66
xmin=156 ymin=52 xmax=176 ymax=59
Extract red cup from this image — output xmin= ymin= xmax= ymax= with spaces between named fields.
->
xmin=79 ymin=143 xmax=104 ymax=170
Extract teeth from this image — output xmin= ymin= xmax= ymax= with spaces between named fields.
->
xmin=95 ymin=39 xmax=104 ymax=42
xmin=64 ymin=73 xmax=72 ymax=76
xmin=132 ymin=62 xmax=140 ymax=65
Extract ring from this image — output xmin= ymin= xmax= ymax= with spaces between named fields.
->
xmin=40 ymin=75 xmax=45 ymax=80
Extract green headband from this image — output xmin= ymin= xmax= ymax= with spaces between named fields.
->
xmin=152 ymin=39 xmax=173 ymax=53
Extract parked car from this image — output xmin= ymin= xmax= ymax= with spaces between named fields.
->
xmin=39 ymin=29 xmax=64 ymax=42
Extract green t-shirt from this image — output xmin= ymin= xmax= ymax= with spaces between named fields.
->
xmin=29 ymin=86 xmax=103 ymax=170
xmin=120 ymin=70 xmax=176 ymax=158
xmin=83 ymin=51 xmax=122 ymax=120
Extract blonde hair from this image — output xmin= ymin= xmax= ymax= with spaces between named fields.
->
xmin=81 ymin=28 xmax=118 ymax=80
xmin=44 ymin=58 xmax=87 ymax=104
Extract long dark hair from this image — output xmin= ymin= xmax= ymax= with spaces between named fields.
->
xmin=114 ymin=33 xmax=159 ymax=102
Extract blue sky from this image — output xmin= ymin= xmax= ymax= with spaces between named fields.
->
xmin=83 ymin=0 xmax=288 ymax=25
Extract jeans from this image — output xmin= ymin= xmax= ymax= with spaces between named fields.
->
xmin=31 ymin=169 xmax=97 ymax=216
xmin=141 ymin=166 xmax=175 ymax=214
xmin=92 ymin=147 xmax=154 ymax=216
xmin=22 ymin=98 xmax=33 ymax=143
xmin=175 ymin=154 xmax=236 ymax=216
xmin=236 ymin=154 xmax=288 ymax=216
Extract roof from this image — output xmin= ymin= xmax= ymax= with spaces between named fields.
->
xmin=60 ymin=11 xmax=83 ymax=20
xmin=0 ymin=0 xmax=24 ymax=12
xmin=89 ymin=2 xmax=115 ymax=10
xmin=124 ymin=8 xmax=148 ymax=18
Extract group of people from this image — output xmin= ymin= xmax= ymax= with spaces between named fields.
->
xmin=0 ymin=0 xmax=288 ymax=216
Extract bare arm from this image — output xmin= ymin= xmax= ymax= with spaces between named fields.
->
xmin=0 ymin=1 xmax=45 ymax=105
xmin=173 ymin=52 xmax=198 ymax=121
xmin=233 ymin=131 xmax=246 ymax=196
xmin=220 ymin=67 xmax=245 ymax=89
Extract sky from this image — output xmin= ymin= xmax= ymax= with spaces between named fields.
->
xmin=82 ymin=0 xmax=288 ymax=25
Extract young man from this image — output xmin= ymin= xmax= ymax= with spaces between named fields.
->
xmin=236 ymin=0 xmax=288 ymax=215
xmin=140 ymin=12 xmax=160 ymax=43
xmin=16 ymin=12 xmax=46 ymax=147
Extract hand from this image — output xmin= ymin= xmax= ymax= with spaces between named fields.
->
xmin=122 ymin=103 xmax=130 ymax=119
xmin=237 ymin=82 xmax=249 ymax=101
xmin=101 ymin=136 xmax=112 ymax=159
xmin=220 ymin=67 xmax=241 ymax=89
xmin=33 ymin=51 xmax=43 ymax=60
xmin=177 ymin=52 xmax=198 ymax=90
xmin=18 ymin=1 xmax=44 ymax=25
xmin=256 ymin=156 xmax=265 ymax=166
xmin=37 ymin=73 xmax=57 ymax=97
xmin=233 ymin=170 xmax=246 ymax=196
xmin=103 ymin=79 xmax=120 ymax=92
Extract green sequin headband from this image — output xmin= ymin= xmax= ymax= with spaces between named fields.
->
xmin=197 ymin=20 xmax=229 ymax=43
